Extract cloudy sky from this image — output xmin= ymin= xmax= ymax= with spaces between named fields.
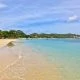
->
xmin=0 ymin=0 xmax=80 ymax=34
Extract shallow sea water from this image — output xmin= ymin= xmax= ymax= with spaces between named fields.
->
xmin=0 ymin=39 xmax=80 ymax=80
xmin=25 ymin=39 xmax=80 ymax=80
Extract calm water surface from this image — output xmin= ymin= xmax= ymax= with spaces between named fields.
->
xmin=23 ymin=39 xmax=80 ymax=80
xmin=0 ymin=39 xmax=80 ymax=80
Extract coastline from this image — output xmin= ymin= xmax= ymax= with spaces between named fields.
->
xmin=0 ymin=40 xmax=62 ymax=80
xmin=0 ymin=39 xmax=79 ymax=80
xmin=0 ymin=39 xmax=17 ymax=48
xmin=26 ymin=38 xmax=80 ymax=40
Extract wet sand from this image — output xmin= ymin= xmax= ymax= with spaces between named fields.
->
xmin=0 ymin=42 xmax=62 ymax=80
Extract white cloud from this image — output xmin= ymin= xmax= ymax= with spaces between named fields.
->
xmin=0 ymin=3 xmax=7 ymax=9
xmin=68 ymin=15 xmax=79 ymax=22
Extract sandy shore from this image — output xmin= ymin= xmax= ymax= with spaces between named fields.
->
xmin=0 ymin=39 xmax=16 ymax=48
xmin=0 ymin=41 xmax=62 ymax=80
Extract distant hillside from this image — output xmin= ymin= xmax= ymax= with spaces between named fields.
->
xmin=0 ymin=30 xmax=80 ymax=39
xmin=28 ymin=33 xmax=80 ymax=38
xmin=0 ymin=30 xmax=26 ymax=39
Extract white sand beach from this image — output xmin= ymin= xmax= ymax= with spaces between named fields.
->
xmin=0 ymin=42 xmax=62 ymax=80
xmin=0 ymin=39 xmax=16 ymax=48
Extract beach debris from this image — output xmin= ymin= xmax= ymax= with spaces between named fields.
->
xmin=7 ymin=41 xmax=15 ymax=48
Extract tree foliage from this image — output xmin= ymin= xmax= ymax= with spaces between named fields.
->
xmin=0 ymin=30 xmax=26 ymax=39
xmin=0 ymin=30 xmax=80 ymax=39
xmin=29 ymin=33 xmax=80 ymax=38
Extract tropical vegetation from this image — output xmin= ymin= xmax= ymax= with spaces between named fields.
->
xmin=0 ymin=30 xmax=26 ymax=39
xmin=0 ymin=30 xmax=80 ymax=39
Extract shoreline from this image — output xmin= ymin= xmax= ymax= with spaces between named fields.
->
xmin=0 ymin=40 xmax=62 ymax=80
xmin=26 ymin=38 xmax=80 ymax=40
xmin=0 ymin=39 xmax=17 ymax=48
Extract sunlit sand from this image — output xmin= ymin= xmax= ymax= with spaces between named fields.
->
xmin=0 ymin=41 xmax=62 ymax=80
xmin=0 ymin=39 xmax=16 ymax=48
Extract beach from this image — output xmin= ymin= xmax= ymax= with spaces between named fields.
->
xmin=0 ymin=39 xmax=16 ymax=48
xmin=0 ymin=39 xmax=80 ymax=80
xmin=0 ymin=39 xmax=62 ymax=80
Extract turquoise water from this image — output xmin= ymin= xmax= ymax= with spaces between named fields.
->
xmin=24 ymin=39 xmax=80 ymax=80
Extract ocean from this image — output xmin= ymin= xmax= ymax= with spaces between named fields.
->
xmin=24 ymin=39 xmax=80 ymax=80
xmin=0 ymin=39 xmax=80 ymax=80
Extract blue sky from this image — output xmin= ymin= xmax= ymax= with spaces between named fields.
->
xmin=0 ymin=0 xmax=80 ymax=34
